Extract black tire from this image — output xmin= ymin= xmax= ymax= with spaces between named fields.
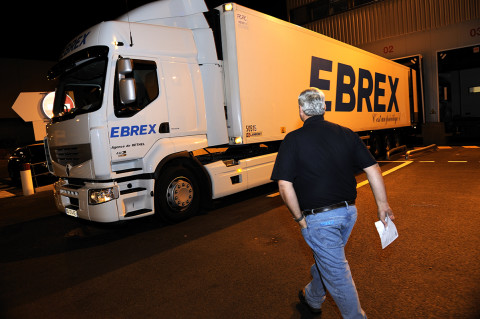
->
xmin=154 ymin=165 xmax=200 ymax=223
xmin=394 ymin=132 xmax=402 ymax=148
xmin=369 ymin=135 xmax=382 ymax=158
xmin=384 ymin=134 xmax=393 ymax=153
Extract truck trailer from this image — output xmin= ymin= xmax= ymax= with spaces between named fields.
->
xmin=45 ymin=0 xmax=416 ymax=223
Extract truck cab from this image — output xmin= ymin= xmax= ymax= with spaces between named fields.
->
xmin=45 ymin=1 xmax=220 ymax=222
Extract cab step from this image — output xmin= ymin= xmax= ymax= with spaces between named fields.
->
xmin=124 ymin=208 xmax=152 ymax=218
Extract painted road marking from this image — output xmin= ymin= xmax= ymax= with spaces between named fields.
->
xmin=0 ymin=191 xmax=16 ymax=199
xmin=269 ymin=161 xmax=414 ymax=197
xmin=268 ymin=151 xmax=475 ymax=197
xmin=0 ymin=183 xmax=17 ymax=198
xmin=357 ymin=161 xmax=413 ymax=188
xmin=437 ymin=146 xmax=478 ymax=149
xmin=267 ymin=192 xmax=279 ymax=197
xmin=388 ymin=160 xmax=475 ymax=163
xmin=378 ymin=161 xmax=406 ymax=163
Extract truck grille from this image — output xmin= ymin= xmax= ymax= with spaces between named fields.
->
xmin=50 ymin=144 xmax=92 ymax=166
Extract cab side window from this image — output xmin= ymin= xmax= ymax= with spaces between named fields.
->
xmin=114 ymin=59 xmax=159 ymax=117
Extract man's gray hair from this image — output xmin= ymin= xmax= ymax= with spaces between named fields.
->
xmin=298 ymin=88 xmax=326 ymax=116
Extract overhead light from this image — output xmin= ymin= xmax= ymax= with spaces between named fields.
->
xmin=469 ymin=86 xmax=480 ymax=94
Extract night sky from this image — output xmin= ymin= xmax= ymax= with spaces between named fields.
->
xmin=3 ymin=0 xmax=287 ymax=61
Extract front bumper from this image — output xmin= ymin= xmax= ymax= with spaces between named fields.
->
xmin=53 ymin=179 xmax=120 ymax=222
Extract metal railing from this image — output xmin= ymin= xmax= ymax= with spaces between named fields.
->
xmin=386 ymin=145 xmax=407 ymax=160
xmin=405 ymin=144 xmax=437 ymax=160
xmin=386 ymin=144 xmax=438 ymax=160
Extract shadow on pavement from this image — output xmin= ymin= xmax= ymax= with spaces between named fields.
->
xmin=0 ymin=183 xmax=282 ymax=263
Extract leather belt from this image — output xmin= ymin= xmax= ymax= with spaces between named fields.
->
xmin=303 ymin=200 xmax=355 ymax=216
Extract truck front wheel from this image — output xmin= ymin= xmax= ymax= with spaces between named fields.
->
xmin=154 ymin=166 xmax=200 ymax=223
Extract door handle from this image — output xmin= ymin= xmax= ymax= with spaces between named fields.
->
xmin=159 ymin=122 xmax=170 ymax=133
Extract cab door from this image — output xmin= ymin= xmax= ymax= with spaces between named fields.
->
xmin=161 ymin=61 xmax=206 ymax=138
xmin=107 ymin=56 xmax=170 ymax=163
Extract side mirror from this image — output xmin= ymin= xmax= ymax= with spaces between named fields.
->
xmin=117 ymin=58 xmax=136 ymax=104
xmin=118 ymin=58 xmax=133 ymax=75
xmin=119 ymin=78 xmax=136 ymax=104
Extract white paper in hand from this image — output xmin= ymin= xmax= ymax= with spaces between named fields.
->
xmin=374 ymin=216 xmax=398 ymax=249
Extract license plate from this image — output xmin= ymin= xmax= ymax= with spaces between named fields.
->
xmin=65 ymin=207 xmax=78 ymax=217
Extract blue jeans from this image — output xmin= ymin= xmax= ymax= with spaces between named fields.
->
xmin=301 ymin=204 xmax=367 ymax=319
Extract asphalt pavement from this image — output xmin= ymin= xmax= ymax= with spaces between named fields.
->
xmin=0 ymin=147 xmax=479 ymax=319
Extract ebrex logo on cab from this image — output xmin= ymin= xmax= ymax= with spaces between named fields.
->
xmin=62 ymin=32 xmax=91 ymax=57
xmin=110 ymin=124 xmax=157 ymax=138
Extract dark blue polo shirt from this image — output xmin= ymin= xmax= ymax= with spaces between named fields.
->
xmin=271 ymin=115 xmax=376 ymax=210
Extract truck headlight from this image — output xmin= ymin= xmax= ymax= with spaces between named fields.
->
xmin=88 ymin=187 xmax=119 ymax=205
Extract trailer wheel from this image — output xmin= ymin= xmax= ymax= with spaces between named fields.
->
xmin=394 ymin=133 xmax=402 ymax=148
xmin=384 ymin=134 xmax=393 ymax=153
xmin=370 ymin=135 xmax=382 ymax=158
xmin=154 ymin=165 xmax=200 ymax=223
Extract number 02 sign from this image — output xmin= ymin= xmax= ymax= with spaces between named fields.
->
xmin=383 ymin=45 xmax=394 ymax=54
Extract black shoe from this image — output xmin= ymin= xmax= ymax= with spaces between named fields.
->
xmin=298 ymin=289 xmax=322 ymax=314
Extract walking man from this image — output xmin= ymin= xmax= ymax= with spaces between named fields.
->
xmin=271 ymin=88 xmax=394 ymax=318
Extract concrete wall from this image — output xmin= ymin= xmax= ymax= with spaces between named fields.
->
xmin=357 ymin=19 xmax=480 ymax=123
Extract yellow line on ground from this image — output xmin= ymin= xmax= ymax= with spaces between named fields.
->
xmin=463 ymin=146 xmax=479 ymax=149
xmin=377 ymin=161 xmax=405 ymax=163
xmin=0 ymin=191 xmax=16 ymax=199
xmin=356 ymin=180 xmax=371 ymax=188
xmin=269 ymin=161 xmax=414 ymax=196
xmin=357 ymin=161 xmax=413 ymax=189
xmin=448 ymin=161 xmax=467 ymax=163
xmin=419 ymin=161 xmax=435 ymax=162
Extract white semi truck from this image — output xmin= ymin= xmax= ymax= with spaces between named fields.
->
xmin=45 ymin=0 xmax=417 ymax=223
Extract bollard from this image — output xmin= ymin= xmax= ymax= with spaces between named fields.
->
xmin=20 ymin=163 xmax=35 ymax=196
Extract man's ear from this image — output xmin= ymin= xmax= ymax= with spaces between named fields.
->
xmin=299 ymin=105 xmax=307 ymax=122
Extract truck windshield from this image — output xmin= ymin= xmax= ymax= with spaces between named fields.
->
xmin=51 ymin=56 xmax=107 ymax=122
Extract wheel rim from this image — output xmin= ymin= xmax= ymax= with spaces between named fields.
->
xmin=166 ymin=176 xmax=194 ymax=212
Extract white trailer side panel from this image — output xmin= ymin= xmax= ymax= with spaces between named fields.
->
xmin=220 ymin=4 xmax=412 ymax=144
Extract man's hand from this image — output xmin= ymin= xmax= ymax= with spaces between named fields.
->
xmin=298 ymin=218 xmax=307 ymax=229
xmin=378 ymin=204 xmax=394 ymax=227
xmin=363 ymin=164 xmax=395 ymax=227
xmin=277 ymin=180 xmax=307 ymax=229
